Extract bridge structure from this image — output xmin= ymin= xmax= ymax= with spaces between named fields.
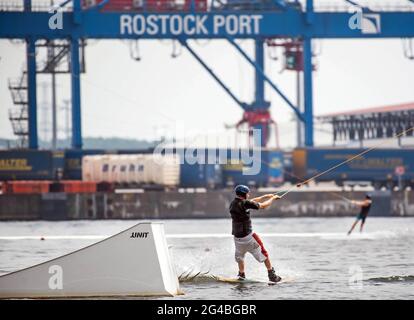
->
xmin=1 ymin=0 xmax=414 ymax=149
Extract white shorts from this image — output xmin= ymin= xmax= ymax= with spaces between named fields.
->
xmin=234 ymin=232 xmax=269 ymax=263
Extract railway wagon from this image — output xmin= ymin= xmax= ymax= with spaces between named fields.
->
xmin=0 ymin=148 xmax=284 ymax=189
xmin=292 ymin=148 xmax=414 ymax=190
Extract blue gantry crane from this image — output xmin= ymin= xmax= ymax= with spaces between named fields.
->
xmin=1 ymin=0 xmax=414 ymax=149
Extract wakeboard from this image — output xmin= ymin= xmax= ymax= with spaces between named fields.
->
xmin=213 ymin=275 xmax=294 ymax=286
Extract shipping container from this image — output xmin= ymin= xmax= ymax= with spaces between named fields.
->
xmin=281 ymin=150 xmax=295 ymax=182
xmin=148 ymin=154 xmax=181 ymax=185
xmin=179 ymin=162 xmax=222 ymax=188
xmin=82 ymin=154 xmax=180 ymax=186
xmin=83 ymin=154 xmax=153 ymax=184
xmin=293 ymin=147 xmax=414 ymax=189
xmin=157 ymin=147 xmax=223 ymax=188
xmin=3 ymin=181 xmax=51 ymax=194
xmin=0 ymin=150 xmax=64 ymax=181
xmin=221 ymin=149 xmax=284 ymax=188
xmin=64 ymin=149 xmax=153 ymax=180
xmin=266 ymin=150 xmax=284 ymax=184
xmin=60 ymin=181 xmax=97 ymax=193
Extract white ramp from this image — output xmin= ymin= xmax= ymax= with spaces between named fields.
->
xmin=0 ymin=222 xmax=181 ymax=298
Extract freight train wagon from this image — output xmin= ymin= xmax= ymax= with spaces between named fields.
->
xmin=292 ymin=148 xmax=414 ymax=190
xmin=0 ymin=148 xmax=284 ymax=189
xmin=0 ymin=150 xmax=65 ymax=181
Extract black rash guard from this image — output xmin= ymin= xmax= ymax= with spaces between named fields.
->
xmin=359 ymin=201 xmax=372 ymax=217
xmin=229 ymin=197 xmax=260 ymax=238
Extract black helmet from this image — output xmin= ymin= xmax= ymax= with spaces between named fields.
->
xmin=235 ymin=185 xmax=250 ymax=197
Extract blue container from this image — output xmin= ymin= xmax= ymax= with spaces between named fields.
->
xmin=221 ymin=149 xmax=284 ymax=188
xmin=150 ymin=147 xmax=217 ymax=188
xmin=180 ymin=162 xmax=221 ymax=188
xmin=281 ymin=151 xmax=295 ymax=182
xmin=293 ymin=147 xmax=414 ymax=187
xmin=0 ymin=150 xmax=65 ymax=180
xmin=266 ymin=150 xmax=284 ymax=184
xmin=170 ymin=148 xmax=221 ymax=188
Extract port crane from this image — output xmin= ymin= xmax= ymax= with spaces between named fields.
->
xmin=1 ymin=0 xmax=414 ymax=149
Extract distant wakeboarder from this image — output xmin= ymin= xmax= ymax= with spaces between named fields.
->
xmin=347 ymin=194 xmax=373 ymax=235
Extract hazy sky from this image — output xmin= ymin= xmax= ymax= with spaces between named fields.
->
xmin=1 ymin=37 xmax=414 ymax=148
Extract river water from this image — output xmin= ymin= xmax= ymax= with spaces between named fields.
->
xmin=0 ymin=217 xmax=413 ymax=299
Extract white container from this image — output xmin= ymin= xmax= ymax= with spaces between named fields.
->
xmin=82 ymin=154 xmax=180 ymax=186
xmin=152 ymin=154 xmax=180 ymax=186
xmin=82 ymin=155 xmax=94 ymax=181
